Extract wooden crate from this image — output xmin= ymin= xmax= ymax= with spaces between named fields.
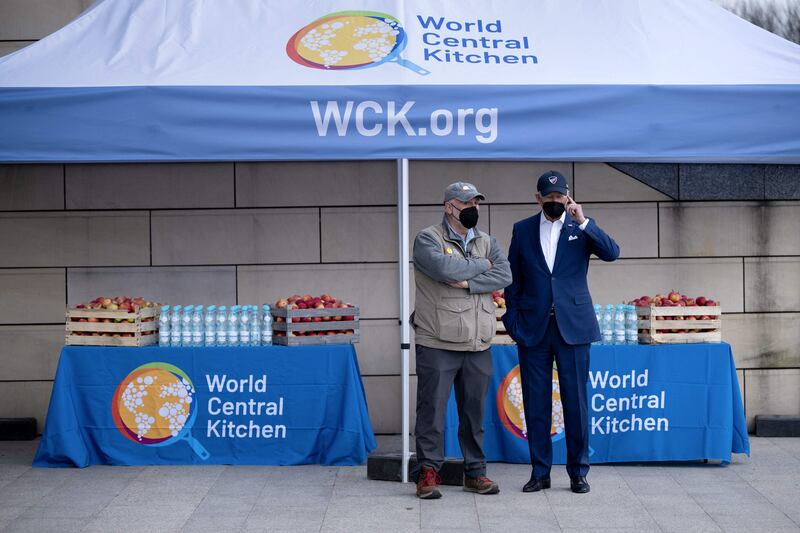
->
xmin=492 ymin=307 xmax=516 ymax=345
xmin=271 ymin=306 xmax=359 ymax=346
xmin=636 ymin=304 xmax=722 ymax=344
xmin=65 ymin=306 xmax=159 ymax=347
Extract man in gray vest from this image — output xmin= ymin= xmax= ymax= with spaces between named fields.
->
xmin=412 ymin=181 xmax=512 ymax=499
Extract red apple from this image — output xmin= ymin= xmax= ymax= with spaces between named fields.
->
xmin=695 ymin=296 xmax=707 ymax=306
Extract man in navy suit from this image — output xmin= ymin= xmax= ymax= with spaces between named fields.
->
xmin=502 ymin=171 xmax=620 ymax=494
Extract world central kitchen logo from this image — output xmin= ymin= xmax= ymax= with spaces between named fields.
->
xmin=286 ymin=11 xmax=537 ymax=74
xmin=286 ymin=11 xmax=431 ymax=75
xmin=112 ymin=362 xmax=211 ymax=460
xmin=113 ymin=363 xmax=288 ymax=459
xmin=497 ymin=364 xmax=565 ymax=443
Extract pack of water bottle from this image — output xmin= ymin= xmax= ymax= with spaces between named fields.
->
xmin=158 ymin=304 xmax=273 ymax=347
xmin=594 ymin=303 xmax=639 ymax=345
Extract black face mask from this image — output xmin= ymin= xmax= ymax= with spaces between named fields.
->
xmin=542 ymin=201 xmax=566 ymax=219
xmin=451 ymin=204 xmax=479 ymax=229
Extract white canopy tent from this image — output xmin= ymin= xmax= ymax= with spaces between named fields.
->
xmin=2 ymin=0 xmax=799 ymax=481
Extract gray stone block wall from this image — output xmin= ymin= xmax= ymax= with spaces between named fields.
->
xmin=1 ymin=160 xmax=798 ymax=434
xmin=0 ymin=0 xmax=92 ymax=41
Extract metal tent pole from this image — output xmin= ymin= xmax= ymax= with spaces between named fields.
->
xmin=397 ymin=158 xmax=411 ymax=483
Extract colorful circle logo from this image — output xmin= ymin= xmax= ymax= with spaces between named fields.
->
xmin=112 ymin=362 xmax=210 ymax=460
xmin=286 ymin=11 xmax=430 ymax=75
xmin=497 ymin=364 xmax=565 ymax=442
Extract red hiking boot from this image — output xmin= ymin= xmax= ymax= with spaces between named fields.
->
xmin=416 ymin=466 xmax=442 ymax=499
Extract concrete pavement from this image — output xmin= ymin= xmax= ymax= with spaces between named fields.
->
xmin=0 ymin=436 xmax=798 ymax=532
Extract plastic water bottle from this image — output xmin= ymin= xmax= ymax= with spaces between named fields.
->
xmin=261 ymin=304 xmax=273 ymax=346
xmin=240 ymin=305 xmax=251 ymax=346
xmin=625 ymin=304 xmax=639 ymax=345
xmin=250 ymin=306 xmax=261 ymax=347
xmin=601 ymin=304 xmax=614 ymax=345
xmin=592 ymin=304 xmax=602 ymax=345
xmin=181 ymin=305 xmax=194 ymax=347
xmin=613 ymin=304 xmax=626 ymax=345
xmin=228 ymin=306 xmax=240 ymax=347
xmin=191 ymin=306 xmax=204 ymax=347
xmin=216 ymin=306 xmax=228 ymax=347
xmin=204 ymin=305 xmax=217 ymax=347
xmin=170 ymin=305 xmax=183 ymax=346
xmin=158 ymin=305 xmax=171 ymax=346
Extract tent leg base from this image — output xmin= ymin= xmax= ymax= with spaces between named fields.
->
xmin=366 ymin=453 xmax=465 ymax=485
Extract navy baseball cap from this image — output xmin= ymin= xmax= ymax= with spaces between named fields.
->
xmin=537 ymin=171 xmax=570 ymax=196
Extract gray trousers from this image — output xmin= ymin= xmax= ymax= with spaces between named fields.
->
xmin=413 ymin=344 xmax=492 ymax=480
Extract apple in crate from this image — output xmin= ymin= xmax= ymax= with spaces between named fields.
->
xmin=491 ymin=290 xmax=506 ymax=309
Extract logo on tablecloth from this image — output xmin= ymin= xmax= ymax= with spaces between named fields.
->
xmin=496 ymin=364 xmax=565 ymax=442
xmin=112 ymin=362 xmax=210 ymax=460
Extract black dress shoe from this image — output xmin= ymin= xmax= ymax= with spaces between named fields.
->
xmin=522 ymin=474 xmax=551 ymax=492
xmin=570 ymin=476 xmax=590 ymax=493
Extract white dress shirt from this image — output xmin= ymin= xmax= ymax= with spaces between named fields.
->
xmin=539 ymin=212 xmax=590 ymax=272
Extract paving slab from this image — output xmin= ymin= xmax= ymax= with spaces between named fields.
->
xmin=0 ymin=438 xmax=798 ymax=532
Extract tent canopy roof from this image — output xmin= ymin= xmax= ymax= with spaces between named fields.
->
xmin=2 ymin=0 xmax=799 ymax=87
xmin=1 ymin=0 xmax=799 ymax=162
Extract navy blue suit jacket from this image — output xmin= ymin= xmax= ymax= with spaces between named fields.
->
xmin=502 ymin=212 xmax=620 ymax=346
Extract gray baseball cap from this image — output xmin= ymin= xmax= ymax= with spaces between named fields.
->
xmin=443 ymin=182 xmax=485 ymax=203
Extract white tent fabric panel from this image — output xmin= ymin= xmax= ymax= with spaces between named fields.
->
xmin=1 ymin=0 xmax=799 ymax=87
xmin=1 ymin=0 xmax=798 ymax=162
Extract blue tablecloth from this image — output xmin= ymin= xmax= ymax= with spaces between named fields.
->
xmin=34 ymin=345 xmax=376 ymax=467
xmin=445 ymin=343 xmax=749 ymax=464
